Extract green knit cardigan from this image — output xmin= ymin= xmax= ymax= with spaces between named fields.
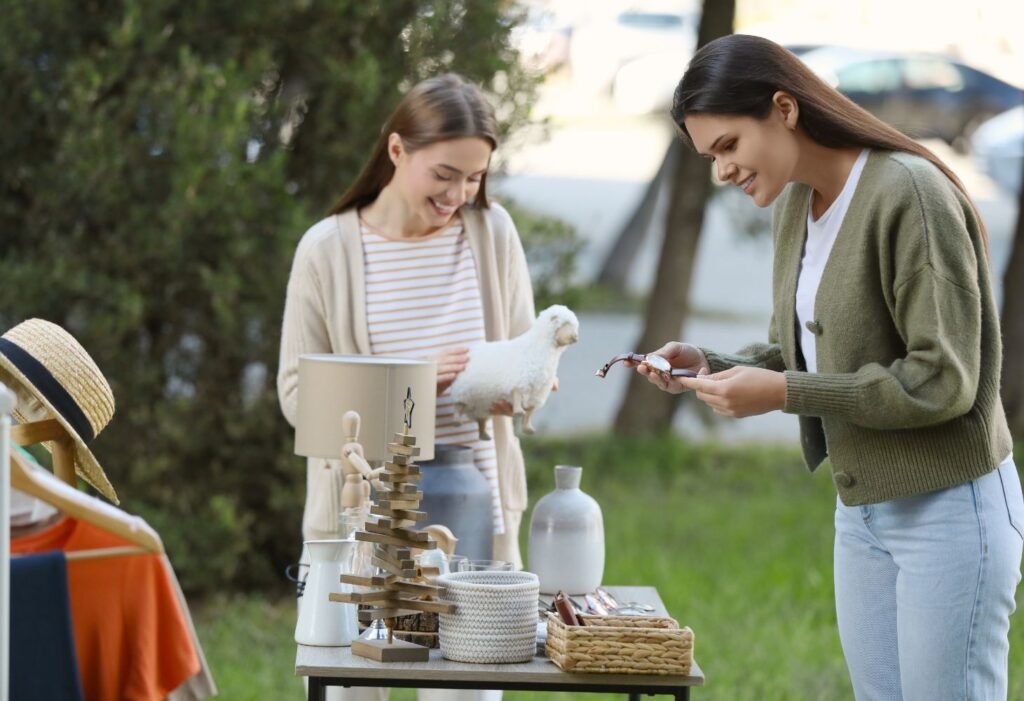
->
xmin=703 ymin=150 xmax=1012 ymax=505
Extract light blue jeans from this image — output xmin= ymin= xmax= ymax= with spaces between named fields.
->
xmin=834 ymin=457 xmax=1024 ymax=700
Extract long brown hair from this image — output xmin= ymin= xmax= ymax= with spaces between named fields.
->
xmin=672 ymin=35 xmax=987 ymax=244
xmin=330 ymin=73 xmax=499 ymax=215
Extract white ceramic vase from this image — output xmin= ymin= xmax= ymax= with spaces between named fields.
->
xmin=527 ymin=465 xmax=604 ymax=595
xmin=294 ymin=539 xmax=360 ymax=646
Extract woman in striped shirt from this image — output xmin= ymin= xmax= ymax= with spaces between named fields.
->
xmin=278 ymin=73 xmax=537 ymax=586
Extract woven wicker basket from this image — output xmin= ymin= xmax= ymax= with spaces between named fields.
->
xmin=545 ymin=613 xmax=694 ymax=675
xmin=436 ymin=571 xmax=539 ymax=664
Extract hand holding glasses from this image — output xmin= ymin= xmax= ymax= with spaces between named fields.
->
xmin=595 ymin=352 xmax=699 ymax=379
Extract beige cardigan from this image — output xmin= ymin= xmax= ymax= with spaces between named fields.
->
xmin=278 ymin=203 xmax=536 ymax=538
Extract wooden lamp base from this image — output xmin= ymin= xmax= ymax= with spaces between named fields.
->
xmin=352 ymin=637 xmax=429 ymax=662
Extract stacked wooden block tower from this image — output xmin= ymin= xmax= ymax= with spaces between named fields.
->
xmin=330 ymin=392 xmax=456 ymax=662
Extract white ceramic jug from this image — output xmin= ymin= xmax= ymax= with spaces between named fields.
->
xmin=528 ymin=465 xmax=605 ymax=595
xmin=294 ymin=539 xmax=360 ymax=646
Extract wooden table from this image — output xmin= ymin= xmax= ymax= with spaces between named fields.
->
xmin=296 ymin=585 xmax=704 ymax=700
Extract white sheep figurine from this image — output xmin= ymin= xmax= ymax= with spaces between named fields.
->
xmin=451 ymin=304 xmax=579 ymax=440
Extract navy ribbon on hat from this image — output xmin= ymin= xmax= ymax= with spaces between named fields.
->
xmin=0 ymin=337 xmax=95 ymax=444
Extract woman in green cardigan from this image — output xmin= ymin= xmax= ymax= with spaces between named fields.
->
xmin=639 ymin=34 xmax=1023 ymax=699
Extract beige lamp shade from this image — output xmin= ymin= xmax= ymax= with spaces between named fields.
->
xmin=294 ymin=354 xmax=437 ymax=462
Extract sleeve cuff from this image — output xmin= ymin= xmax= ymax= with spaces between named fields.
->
xmin=699 ymin=347 xmax=736 ymax=374
xmin=783 ymin=370 xmax=861 ymax=417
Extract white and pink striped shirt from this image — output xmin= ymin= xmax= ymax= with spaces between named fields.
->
xmin=361 ymin=220 xmax=504 ymax=534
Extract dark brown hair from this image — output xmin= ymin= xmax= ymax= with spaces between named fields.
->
xmin=672 ymin=35 xmax=987 ymax=243
xmin=330 ymin=73 xmax=499 ymax=215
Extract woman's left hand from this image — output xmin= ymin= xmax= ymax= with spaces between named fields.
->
xmin=677 ymin=366 xmax=786 ymax=418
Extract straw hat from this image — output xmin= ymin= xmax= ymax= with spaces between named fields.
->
xmin=0 ymin=319 xmax=118 ymax=503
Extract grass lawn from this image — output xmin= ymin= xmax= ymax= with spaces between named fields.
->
xmin=194 ymin=436 xmax=1024 ymax=700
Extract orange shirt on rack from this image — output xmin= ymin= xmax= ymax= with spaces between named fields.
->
xmin=11 ymin=517 xmax=200 ymax=701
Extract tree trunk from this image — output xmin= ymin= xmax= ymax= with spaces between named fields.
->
xmin=613 ymin=0 xmax=735 ymax=436
xmin=1000 ymin=160 xmax=1024 ymax=439
xmin=597 ymin=140 xmax=680 ymax=289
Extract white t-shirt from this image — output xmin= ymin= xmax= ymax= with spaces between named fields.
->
xmin=795 ymin=149 xmax=870 ymax=373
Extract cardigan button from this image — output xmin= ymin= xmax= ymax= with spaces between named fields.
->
xmin=805 ymin=320 xmax=823 ymax=335
xmin=833 ymin=471 xmax=854 ymax=488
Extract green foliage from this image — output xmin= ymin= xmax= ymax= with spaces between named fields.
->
xmin=502 ymin=199 xmax=585 ymax=311
xmin=193 ymin=594 xmax=301 ymax=700
xmin=506 ymin=198 xmax=640 ymax=314
xmin=0 ymin=0 xmax=538 ymax=595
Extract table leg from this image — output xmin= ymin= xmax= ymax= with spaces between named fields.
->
xmin=676 ymin=689 xmax=690 ymax=700
xmin=628 ymin=694 xmax=641 ymax=701
xmin=307 ymin=676 xmax=326 ymax=701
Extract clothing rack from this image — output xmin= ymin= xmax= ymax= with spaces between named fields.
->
xmin=1 ymin=381 xmax=15 ymax=701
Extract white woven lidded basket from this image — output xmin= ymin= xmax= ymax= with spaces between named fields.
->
xmin=436 ymin=571 xmax=540 ymax=663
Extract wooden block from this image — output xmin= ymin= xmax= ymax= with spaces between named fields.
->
xmin=333 ymin=593 xmax=450 ymax=614
xmin=371 ymin=556 xmax=417 ymax=578
xmin=390 ymin=508 xmax=426 ymax=521
xmin=369 ymin=555 xmax=403 ymax=576
xmin=376 ymin=496 xmax=421 ymax=511
xmin=374 ymin=544 xmax=413 ymax=563
xmin=371 ymin=506 xmax=427 ymax=522
xmin=376 ymin=486 xmax=420 ymax=500
xmin=391 ymin=598 xmax=457 ymax=614
xmin=364 ymin=521 xmax=398 ymax=537
xmin=365 ymin=522 xmax=430 ymax=542
xmin=387 ymin=580 xmax=444 ymax=596
xmin=328 ymin=592 xmax=359 ymax=604
xmin=372 ymin=517 xmax=417 ymax=530
xmin=386 ymin=455 xmax=414 ymax=467
xmin=376 ymin=502 xmax=422 ymax=515
xmin=388 ymin=443 xmax=421 ymax=457
xmin=358 ymin=530 xmax=436 ymax=550
xmin=377 ymin=487 xmax=420 ymax=500
xmin=332 ymin=590 xmax=402 ymax=604
xmin=395 ymin=526 xmax=430 ymax=542
xmin=417 ymin=566 xmax=441 ymax=577
xmin=352 ymin=638 xmax=429 ymax=663
xmin=340 ymin=574 xmax=392 ymax=587
xmin=392 ymin=433 xmax=418 ymax=447
xmin=378 ymin=471 xmax=421 ymax=483
xmin=354 ymin=597 xmax=454 ymax=614
xmin=376 ymin=484 xmax=420 ymax=498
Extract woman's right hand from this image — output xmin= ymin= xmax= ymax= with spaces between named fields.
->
xmin=635 ymin=342 xmax=710 ymax=394
xmin=434 ymin=346 xmax=469 ymax=395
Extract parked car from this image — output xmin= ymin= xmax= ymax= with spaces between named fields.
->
xmin=799 ymin=47 xmax=1024 ymax=148
xmin=970 ymin=105 xmax=1024 ymax=194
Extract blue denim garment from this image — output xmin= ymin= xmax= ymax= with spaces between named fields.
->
xmin=10 ymin=550 xmax=84 ymax=701
xmin=834 ymin=457 xmax=1024 ymax=700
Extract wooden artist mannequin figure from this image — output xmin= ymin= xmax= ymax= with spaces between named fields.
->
xmin=339 ymin=410 xmax=382 ymax=511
